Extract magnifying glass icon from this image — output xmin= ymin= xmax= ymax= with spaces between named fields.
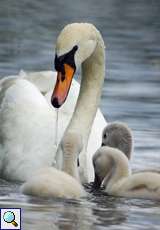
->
xmin=3 ymin=211 xmax=18 ymax=227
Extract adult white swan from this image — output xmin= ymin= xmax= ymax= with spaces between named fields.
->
xmin=0 ymin=23 xmax=106 ymax=182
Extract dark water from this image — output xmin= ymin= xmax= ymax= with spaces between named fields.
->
xmin=0 ymin=0 xmax=160 ymax=229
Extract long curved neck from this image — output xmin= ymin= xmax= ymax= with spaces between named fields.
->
xmin=60 ymin=133 xmax=82 ymax=181
xmin=56 ymin=31 xmax=105 ymax=181
xmin=66 ymin=36 xmax=105 ymax=151
xmin=104 ymin=151 xmax=130 ymax=192
xmin=62 ymin=153 xmax=79 ymax=181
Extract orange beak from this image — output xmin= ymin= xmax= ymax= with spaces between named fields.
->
xmin=51 ymin=63 xmax=75 ymax=108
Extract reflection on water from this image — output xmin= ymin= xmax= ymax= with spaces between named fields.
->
xmin=1 ymin=186 xmax=160 ymax=230
xmin=0 ymin=0 xmax=160 ymax=229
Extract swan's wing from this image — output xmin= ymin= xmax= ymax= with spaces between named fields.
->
xmin=86 ymin=110 xmax=107 ymax=182
xmin=78 ymin=109 xmax=107 ymax=183
xmin=20 ymin=70 xmax=57 ymax=94
xmin=0 ymin=75 xmax=79 ymax=182
xmin=0 ymin=79 xmax=57 ymax=181
xmin=115 ymin=172 xmax=160 ymax=199
xmin=0 ymin=70 xmax=57 ymax=95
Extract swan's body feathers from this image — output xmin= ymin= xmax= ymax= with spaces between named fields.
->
xmin=21 ymin=167 xmax=86 ymax=199
xmin=111 ymin=172 xmax=160 ymax=200
xmin=0 ymin=79 xmax=56 ymax=181
xmin=0 ymin=70 xmax=106 ymax=181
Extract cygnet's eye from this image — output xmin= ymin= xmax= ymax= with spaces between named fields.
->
xmin=103 ymin=133 xmax=107 ymax=139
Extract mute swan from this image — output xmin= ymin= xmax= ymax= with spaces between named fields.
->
xmin=21 ymin=133 xmax=86 ymax=199
xmin=0 ymin=23 xmax=106 ymax=182
xmin=92 ymin=122 xmax=133 ymax=188
xmin=93 ymin=146 xmax=160 ymax=200
xmin=101 ymin=122 xmax=133 ymax=159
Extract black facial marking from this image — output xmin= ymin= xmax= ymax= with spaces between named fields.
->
xmin=61 ymin=74 xmax=65 ymax=82
xmin=54 ymin=45 xmax=78 ymax=73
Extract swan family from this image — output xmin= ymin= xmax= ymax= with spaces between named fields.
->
xmin=0 ymin=23 xmax=159 ymax=200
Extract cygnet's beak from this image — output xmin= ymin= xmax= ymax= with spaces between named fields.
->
xmin=51 ymin=64 xmax=75 ymax=108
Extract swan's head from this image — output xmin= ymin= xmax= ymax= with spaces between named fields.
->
xmin=101 ymin=122 xmax=133 ymax=160
xmin=51 ymin=23 xmax=98 ymax=108
xmin=92 ymin=146 xmax=114 ymax=189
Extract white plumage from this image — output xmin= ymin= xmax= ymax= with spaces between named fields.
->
xmin=0 ymin=23 xmax=107 ymax=184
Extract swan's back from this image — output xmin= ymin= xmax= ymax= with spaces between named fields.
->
xmin=112 ymin=172 xmax=160 ymax=200
xmin=21 ymin=167 xmax=86 ymax=199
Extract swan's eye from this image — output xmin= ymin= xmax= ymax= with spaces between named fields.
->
xmin=54 ymin=46 xmax=78 ymax=73
xmin=103 ymin=133 xmax=107 ymax=139
xmin=77 ymin=158 xmax=80 ymax=167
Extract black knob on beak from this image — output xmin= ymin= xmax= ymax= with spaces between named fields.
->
xmin=51 ymin=97 xmax=61 ymax=108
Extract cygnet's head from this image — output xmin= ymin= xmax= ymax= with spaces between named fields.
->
xmin=51 ymin=23 xmax=103 ymax=108
xmin=92 ymin=147 xmax=113 ymax=189
xmin=101 ymin=122 xmax=133 ymax=160
xmin=92 ymin=146 xmax=129 ymax=189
